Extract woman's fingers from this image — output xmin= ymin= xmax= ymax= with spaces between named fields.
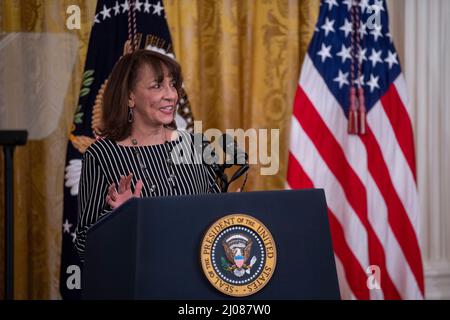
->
xmin=125 ymin=173 xmax=133 ymax=191
xmin=118 ymin=175 xmax=126 ymax=194
xmin=134 ymin=179 xmax=143 ymax=197
xmin=108 ymin=183 xmax=117 ymax=201
xmin=106 ymin=194 xmax=117 ymax=208
xmin=108 ymin=175 xmax=139 ymax=209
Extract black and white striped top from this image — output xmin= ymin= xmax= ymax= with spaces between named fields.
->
xmin=74 ymin=129 xmax=220 ymax=261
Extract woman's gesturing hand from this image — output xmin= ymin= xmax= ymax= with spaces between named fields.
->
xmin=105 ymin=173 xmax=143 ymax=209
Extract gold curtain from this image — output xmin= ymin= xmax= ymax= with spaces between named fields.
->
xmin=0 ymin=0 xmax=97 ymax=299
xmin=0 ymin=0 xmax=318 ymax=299
xmin=165 ymin=0 xmax=319 ymax=191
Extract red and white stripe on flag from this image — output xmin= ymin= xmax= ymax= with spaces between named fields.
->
xmin=287 ymin=1 xmax=424 ymax=300
xmin=287 ymin=56 xmax=424 ymax=300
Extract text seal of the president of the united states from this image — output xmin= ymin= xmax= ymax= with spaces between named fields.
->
xmin=200 ymin=214 xmax=277 ymax=297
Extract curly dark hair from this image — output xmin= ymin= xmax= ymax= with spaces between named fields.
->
xmin=100 ymin=49 xmax=183 ymax=141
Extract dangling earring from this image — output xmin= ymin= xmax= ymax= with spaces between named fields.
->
xmin=128 ymin=106 xmax=134 ymax=123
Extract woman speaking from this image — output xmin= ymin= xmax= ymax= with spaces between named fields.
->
xmin=75 ymin=49 xmax=220 ymax=261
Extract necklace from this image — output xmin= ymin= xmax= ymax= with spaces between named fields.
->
xmin=130 ymin=128 xmax=177 ymax=194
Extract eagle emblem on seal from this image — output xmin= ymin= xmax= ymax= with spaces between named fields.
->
xmin=221 ymin=234 xmax=257 ymax=277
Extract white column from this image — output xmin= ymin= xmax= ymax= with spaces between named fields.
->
xmin=389 ymin=0 xmax=450 ymax=299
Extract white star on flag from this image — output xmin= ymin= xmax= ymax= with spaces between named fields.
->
xmin=369 ymin=49 xmax=383 ymax=67
xmin=340 ymin=18 xmax=352 ymax=38
xmin=317 ymin=43 xmax=332 ymax=63
xmin=324 ymin=0 xmax=338 ymax=10
xmin=144 ymin=0 xmax=152 ymax=13
xmin=386 ymin=32 xmax=393 ymax=43
xmin=153 ymin=1 xmax=164 ymax=16
xmin=336 ymin=44 xmax=351 ymax=64
xmin=100 ymin=4 xmax=111 ymax=20
xmin=372 ymin=0 xmax=385 ymax=13
xmin=121 ymin=0 xmax=130 ymax=12
xmin=113 ymin=1 xmax=121 ymax=15
xmin=321 ymin=17 xmax=335 ymax=36
xmin=370 ymin=24 xmax=383 ymax=42
xmin=358 ymin=48 xmax=367 ymax=64
xmin=333 ymin=70 xmax=349 ymax=88
xmin=359 ymin=0 xmax=369 ymax=13
xmin=367 ymin=74 xmax=380 ymax=92
xmin=359 ymin=22 xmax=368 ymax=38
xmin=385 ymin=50 xmax=398 ymax=69
xmin=134 ymin=0 xmax=143 ymax=12
xmin=342 ymin=0 xmax=352 ymax=11
xmin=63 ymin=219 xmax=73 ymax=234
xmin=354 ymin=74 xmax=365 ymax=86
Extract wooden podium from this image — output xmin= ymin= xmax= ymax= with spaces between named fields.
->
xmin=82 ymin=189 xmax=340 ymax=300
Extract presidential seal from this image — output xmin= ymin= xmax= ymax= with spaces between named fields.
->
xmin=200 ymin=214 xmax=276 ymax=297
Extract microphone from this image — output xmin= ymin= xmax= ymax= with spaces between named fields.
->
xmin=219 ymin=134 xmax=249 ymax=184
xmin=193 ymin=133 xmax=228 ymax=191
xmin=193 ymin=133 xmax=216 ymax=164
xmin=219 ymin=134 xmax=248 ymax=167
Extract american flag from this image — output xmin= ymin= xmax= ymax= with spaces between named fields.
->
xmin=287 ymin=0 xmax=424 ymax=299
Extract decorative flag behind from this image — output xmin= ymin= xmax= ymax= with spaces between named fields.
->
xmin=287 ymin=0 xmax=424 ymax=299
xmin=60 ymin=0 xmax=193 ymax=299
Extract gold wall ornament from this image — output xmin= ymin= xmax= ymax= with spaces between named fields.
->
xmin=200 ymin=214 xmax=276 ymax=297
